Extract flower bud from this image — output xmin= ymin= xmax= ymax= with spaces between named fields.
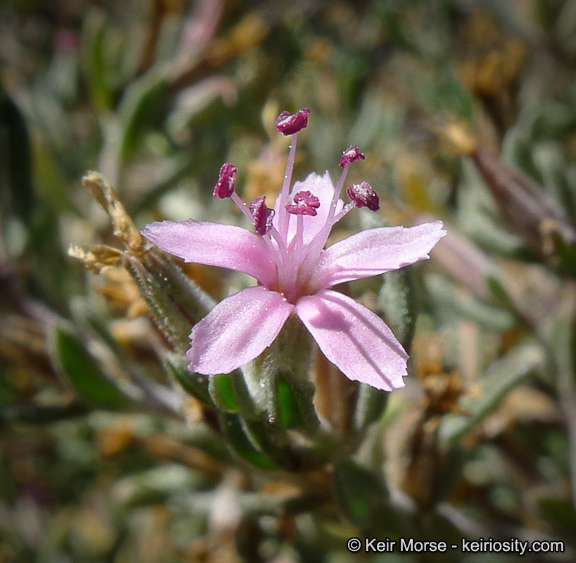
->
xmin=274 ymin=108 xmax=310 ymax=135
xmin=213 ymin=163 xmax=237 ymax=199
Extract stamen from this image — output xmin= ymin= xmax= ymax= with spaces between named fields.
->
xmin=249 ymin=196 xmax=275 ymax=235
xmin=274 ymin=108 xmax=310 ymax=135
xmin=339 ymin=146 xmax=365 ymax=168
xmin=213 ymin=162 xmax=237 ymax=199
xmin=333 ymin=202 xmax=356 ymax=223
xmin=286 ymin=191 xmax=320 ymax=216
xmin=347 ymin=182 xmax=380 ymax=211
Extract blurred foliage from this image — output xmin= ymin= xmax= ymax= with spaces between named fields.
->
xmin=2 ymin=0 xmax=576 ymax=561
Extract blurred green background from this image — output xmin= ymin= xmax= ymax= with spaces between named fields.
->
xmin=2 ymin=0 xmax=576 ymax=561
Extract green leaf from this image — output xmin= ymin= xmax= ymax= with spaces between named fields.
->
xmin=441 ymin=343 xmax=545 ymax=444
xmin=333 ymin=458 xmax=388 ymax=529
xmin=427 ymin=274 xmax=516 ymax=331
xmin=117 ymin=69 xmax=169 ymax=161
xmin=82 ymin=10 xmax=114 ymax=110
xmin=49 ymin=325 xmax=130 ymax=409
xmin=537 ymin=497 xmax=576 ymax=537
xmin=0 ymin=402 xmax=88 ymax=425
xmin=0 ymin=91 xmax=35 ymax=226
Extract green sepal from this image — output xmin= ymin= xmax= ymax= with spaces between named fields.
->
xmin=209 ymin=373 xmax=239 ymax=412
xmin=241 ymin=418 xmax=299 ymax=471
xmin=208 ymin=371 xmax=258 ymax=418
xmin=265 ymin=368 xmax=319 ymax=433
xmin=142 ymin=248 xmax=215 ymax=323
xmin=255 ymin=316 xmax=319 ymax=433
xmin=218 ymin=413 xmax=276 ymax=470
xmin=378 ymin=268 xmax=416 ymax=349
xmin=49 ymin=324 xmax=131 ymax=409
xmin=123 ymin=254 xmax=191 ymax=353
xmin=164 ymin=353 xmax=215 ymax=407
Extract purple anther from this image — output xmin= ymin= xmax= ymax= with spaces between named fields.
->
xmin=347 ymin=182 xmax=380 ymax=211
xmin=213 ymin=162 xmax=237 ymax=199
xmin=249 ymin=196 xmax=275 ymax=235
xmin=285 ymin=190 xmax=321 ymax=216
xmin=274 ymin=108 xmax=311 ymax=135
xmin=339 ymin=146 xmax=365 ymax=168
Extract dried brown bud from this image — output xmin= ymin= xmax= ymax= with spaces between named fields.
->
xmin=82 ymin=172 xmax=144 ymax=255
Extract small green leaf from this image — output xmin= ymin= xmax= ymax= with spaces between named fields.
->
xmin=82 ymin=10 xmax=114 ymax=110
xmin=427 ymin=274 xmax=516 ymax=331
xmin=118 ymin=69 xmax=169 ymax=161
xmin=441 ymin=343 xmax=545 ymax=444
xmin=537 ymin=497 xmax=576 ymax=537
xmin=0 ymin=402 xmax=88 ymax=425
xmin=0 ymin=91 xmax=35 ymax=226
xmin=49 ymin=325 xmax=130 ymax=409
xmin=333 ymin=458 xmax=388 ymax=528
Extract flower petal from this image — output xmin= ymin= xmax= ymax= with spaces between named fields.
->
xmin=310 ymin=221 xmax=446 ymax=289
xmin=295 ymin=290 xmax=407 ymax=390
xmin=187 ymin=287 xmax=294 ymax=374
xmin=142 ymin=219 xmax=277 ymax=287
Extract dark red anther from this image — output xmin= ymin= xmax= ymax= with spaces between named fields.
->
xmin=347 ymin=182 xmax=380 ymax=211
xmin=285 ymin=191 xmax=321 ymax=216
xmin=274 ymin=109 xmax=311 ymax=135
xmin=249 ymin=196 xmax=274 ymax=235
xmin=213 ymin=162 xmax=237 ymax=199
xmin=339 ymin=146 xmax=365 ymax=168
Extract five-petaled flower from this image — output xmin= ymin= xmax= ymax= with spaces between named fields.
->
xmin=142 ymin=109 xmax=446 ymax=391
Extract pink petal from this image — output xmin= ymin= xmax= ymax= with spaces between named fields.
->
xmin=142 ymin=219 xmax=277 ymax=287
xmin=310 ymin=221 xmax=446 ymax=290
xmin=187 ymin=286 xmax=294 ymax=374
xmin=273 ymin=172 xmax=343 ymax=247
xmin=295 ymin=290 xmax=408 ymax=390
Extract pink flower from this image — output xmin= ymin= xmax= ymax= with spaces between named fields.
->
xmin=142 ymin=110 xmax=446 ymax=391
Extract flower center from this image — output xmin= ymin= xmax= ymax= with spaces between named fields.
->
xmin=211 ymin=110 xmax=380 ymax=303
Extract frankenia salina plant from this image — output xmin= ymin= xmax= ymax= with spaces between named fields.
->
xmin=142 ymin=109 xmax=446 ymax=391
